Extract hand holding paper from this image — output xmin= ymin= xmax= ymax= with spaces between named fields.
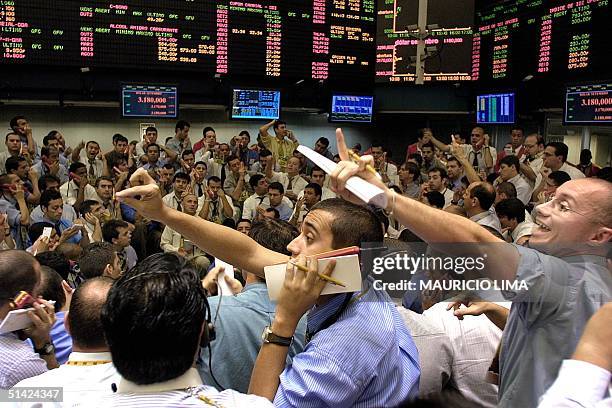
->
xmin=297 ymin=128 xmax=390 ymax=209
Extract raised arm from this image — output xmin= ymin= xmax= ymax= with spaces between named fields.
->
xmin=259 ymin=120 xmax=275 ymax=148
xmin=450 ymin=138 xmax=480 ymax=184
xmin=426 ymin=132 xmax=451 ymax=153
xmin=330 ymin=129 xmax=519 ymax=282
xmin=116 ymin=169 xmax=288 ymax=276
xmin=72 ymin=141 xmax=85 ymax=164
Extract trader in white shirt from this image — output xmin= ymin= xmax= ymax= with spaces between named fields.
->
xmin=162 ymin=172 xmax=191 ymax=210
xmin=297 ymin=167 xmax=336 ymax=201
xmin=97 ymin=253 xmax=273 ymax=407
xmin=71 ymin=141 xmax=105 ymax=184
xmin=371 ymin=143 xmax=399 ymax=186
xmin=60 ymin=163 xmax=99 ymax=209
xmin=266 ymin=156 xmax=307 ymax=201
xmin=13 ymin=277 xmax=120 ymax=408
xmin=496 ymin=155 xmax=533 ymax=206
xmin=242 ymin=174 xmax=270 ymax=221
xmin=542 ymin=142 xmax=585 ymax=180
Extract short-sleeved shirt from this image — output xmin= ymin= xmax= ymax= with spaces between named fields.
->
xmin=498 ymin=245 xmax=612 ymax=407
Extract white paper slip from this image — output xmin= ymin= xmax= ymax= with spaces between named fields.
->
xmin=214 ymin=258 xmax=235 ymax=296
xmin=297 ymin=145 xmax=388 ymax=209
xmin=0 ymin=301 xmax=56 ymax=335
xmin=264 ymin=254 xmax=362 ymax=301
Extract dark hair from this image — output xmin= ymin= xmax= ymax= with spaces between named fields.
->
xmin=222 ymin=218 xmax=236 ymax=229
xmin=9 ymin=115 xmax=27 ymax=130
xmin=316 ymin=137 xmax=330 ymax=148
xmin=548 ymin=170 xmax=571 ymax=187
xmin=250 ymin=218 xmax=299 ymax=256
xmin=311 ymin=166 xmax=325 ymax=176
xmin=226 ymin=154 xmax=240 ymax=165
xmin=207 ymin=175 xmax=221 ymax=184
xmin=79 ymin=242 xmax=116 ymax=280
xmin=175 ymin=120 xmax=190 ymax=131
xmin=310 ymin=199 xmax=383 ymax=248
xmin=41 ymin=146 xmax=60 ymax=158
xmin=249 ymin=173 xmax=266 ymax=189
xmin=181 ymin=149 xmax=194 ymax=159
xmin=237 ymin=218 xmax=251 ymax=226
xmin=5 ymin=156 xmax=26 ymax=173
xmin=36 ymin=251 xmax=70 ymax=281
xmin=202 ymin=126 xmax=215 ymax=135
xmin=40 ymin=189 xmax=62 ymax=209
xmin=145 ymin=126 xmax=157 ymax=134
xmin=42 ymin=133 xmax=58 ymax=147
xmin=496 ymin=181 xmax=517 ymax=199
xmin=95 ymin=176 xmax=114 ymax=188
xmin=268 ymin=181 xmax=284 ymax=194
xmin=496 ymin=198 xmax=525 ymax=223
xmin=147 ymin=143 xmax=160 ymax=153
xmin=69 ymin=162 xmax=86 ymax=174
xmin=79 ymin=200 xmax=101 ymax=217
xmin=511 ymin=125 xmax=524 ymax=134
xmin=580 ymin=149 xmax=592 ymax=163
xmin=259 ymin=149 xmax=272 ymax=158
xmin=28 ymin=222 xmax=55 ymax=243
xmin=112 ymin=134 xmax=128 ymax=144
xmin=596 ymin=167 xmax=612 ymax=182
xmin=499 ymin=155 xmax=520 ymax=172
xmin=421 ymin=142 xmax=434 ymax=151
xmin=0 ymin=250 xmax=38 ymax=308
xmin=38 ymin=174 xmax=61 ymax=192
xmin=101 ymin=253 xmax=207 ymax=384
xmin=239 ymin=130 xmax=250 ymax=138
xmin=403 ymin=162 xmax=421 ymax=182
xmin=273 ymin=120 xmax=286 ymax=130
xmin=546 ymin=142 xmax=569 ymax=162
xmin=264 ymin=208 xmax=280 ymax=218
xmin=424 ymin=191 xmax=445 ymax=209
xmin=5 ymin=132 xmax=20 ymax=142
xmin=446 ymin=156 xmax=462 ymax=167
xmin=68 ymin=277 xmax=114 ymax=349
xmin=304 ymin=182 xmax=322 ymax=198
xmin=428 ymin=166 xmax=448 ymax=180
xmin=162 ymin=163 xmax=175 ymax=171
xmin=38 ymin=266 xmax=66 ymax=311
xmin=173 ymin=172 xmax=191 ymax=184
xmin=469 ymin=182 xmax=496 ymax=211
xmin=195 ymin=161 xmax=207 ymax=169
xmin=86 ymin=141 xmax=99 ymax=149
xmin=102 ymin=220 xmax=129 ymax=243
xmin=407 ymin=153 xmax=423 ymax=167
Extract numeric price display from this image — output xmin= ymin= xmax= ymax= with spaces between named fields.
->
xmin=121 ymin=84 xmax=178 ymax=118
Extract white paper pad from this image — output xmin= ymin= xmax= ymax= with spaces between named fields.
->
xmin=264 ymin=254 xmax=362 ymax=301
xmin=0 ymin=302 xmax=55 ymax=335
xmin=214 ymin=258 xmax=235 ymax=296
xmin=297 ymin=145 xmax=388 ymax=208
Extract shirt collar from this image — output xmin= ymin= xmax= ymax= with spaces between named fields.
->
xmin=243 ymin=282 xmax=268 ymax=291
xmin=508 ymin=174 xmax=521 ymax=184
xmin=470 ymin=211 xmax=491 ymax=223
xmin=68 ymin=351 xmax=112 ymax=362
xmin=306 ymin=293 xmax=349 ymax=334
xmin=117 ymin=367 xmax=202 ymax=393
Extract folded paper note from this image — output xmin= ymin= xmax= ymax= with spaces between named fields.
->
xmin=264 ymin=254 xmax=362 ymax=301
xmin=297 ymin=145 xmax=388 ymax=208
xmin=0 ymin=301 xmax=55 ymax=335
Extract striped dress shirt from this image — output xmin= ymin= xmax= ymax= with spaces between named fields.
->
xmin=274 ymin=280 xmax=420 ymax=407
xmin=95 ymin=368 xmax=272 ymax=407
xmin=0 ymin=332 xmax=47 ymax=389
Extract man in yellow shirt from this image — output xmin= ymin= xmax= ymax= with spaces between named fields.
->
xmin=258 ymin=120 xmax=299 ymax=172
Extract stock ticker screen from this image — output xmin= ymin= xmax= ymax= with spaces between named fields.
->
xmin=473 ymin=0 xmax=610 ymax=83
xmin=121 ymin=84 xmax=178 ymax=118
xmin=231 ymin=89 xmax=280 ymax=120
xmin=376 ymin=0 xmax=475 ymax=83
xmin=564 ymin=83 xmax=612 ymax=124
xmin=0 ymin=0 xmax=376 ymax=82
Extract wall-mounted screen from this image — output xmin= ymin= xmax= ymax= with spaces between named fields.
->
xmin=329 ymin=94 xmax=374 ymax=123
xmin=231 ymin=89 xmax=281 ymax=120
xmin=121 ymin=84 xmax=178 ymax=118
xmin=476 ymin=92 xmax=515 ymax=124
xmin=564 ymin=83 xmax=612 ymax=125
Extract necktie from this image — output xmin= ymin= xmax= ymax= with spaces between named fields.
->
xmin=211 ymin=200 xmax=219 ymax=223
xmin=197 ymin=183 xmax=204 ymax=197
xmin=472 ymin=151 xmax=479 ymax=168
xmin=176 ymin=196 xmax=182 ymax=212
xmin=258 ymin=196 xmax=265 ymax=205
xmin=287 ymin=176 xmax=293 ymax=191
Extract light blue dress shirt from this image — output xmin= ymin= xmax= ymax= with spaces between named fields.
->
xmin=274 ymin=279 xmax=421 ymax=407
xmin=198 ymin=282 xmax=306 ymax=393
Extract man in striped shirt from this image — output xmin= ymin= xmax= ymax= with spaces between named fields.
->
xmin=97 ymin=253 xmax=273 ymax=407
xmin=116 ymin=171 xmax=421 ymax=407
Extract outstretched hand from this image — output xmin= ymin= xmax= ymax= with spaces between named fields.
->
xmin=329 ymin=128 xmax=389 ymax=205
xmin=115 ymin=168 xmax=168 ymax=222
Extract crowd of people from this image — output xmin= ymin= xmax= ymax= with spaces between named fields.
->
xmin=0 ymin=114 xmax=610 ymax=407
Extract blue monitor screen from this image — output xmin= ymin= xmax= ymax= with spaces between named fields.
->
xmin=330 ymin=95 xmax=374 ymax=123
xmin=564 ymin=83 xmax=612 ymax=125
xmin=121 ymin=84 xmax=178 ymax=118
xmin=231 ymin=89 xmax=281 ymax=120
xmin=476 ymin=93 xmax=515 ymax=124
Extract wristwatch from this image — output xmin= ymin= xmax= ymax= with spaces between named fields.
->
xmin=261 ymin=326 xmax=293 ymax=347
xmin=34 ymin=342 xmax=55 ymax=356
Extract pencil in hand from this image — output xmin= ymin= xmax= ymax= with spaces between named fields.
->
xmin=347 ymin=151 xmax=382 ymax=180
xmin=288 ymin=261 xmax=346 ymax=287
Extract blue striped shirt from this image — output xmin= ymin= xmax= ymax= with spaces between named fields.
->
xmin=0 ymin=332 xmax=47 ymax=389
xmin=274 ymin=280 xmax=420 ymax=407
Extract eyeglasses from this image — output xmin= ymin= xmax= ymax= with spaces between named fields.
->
xmin=545 ymin=197 xmax=609 ymax=227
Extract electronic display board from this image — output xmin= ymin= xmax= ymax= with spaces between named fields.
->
xmin=564 ymin=83 xmax=612 ymax=125
xmin=329 ymin=94 xmax=374 ymax=122
xmin=121 ymin=84 xmax=178 ymax=118
xmin=476 ymin=92 xmax=515 ymax=124
xmin=231 ymin=89 xmax=280 ymax=120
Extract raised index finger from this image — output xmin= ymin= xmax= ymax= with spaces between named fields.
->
xmin=336 ymin=128 xmax=350 ymax=162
